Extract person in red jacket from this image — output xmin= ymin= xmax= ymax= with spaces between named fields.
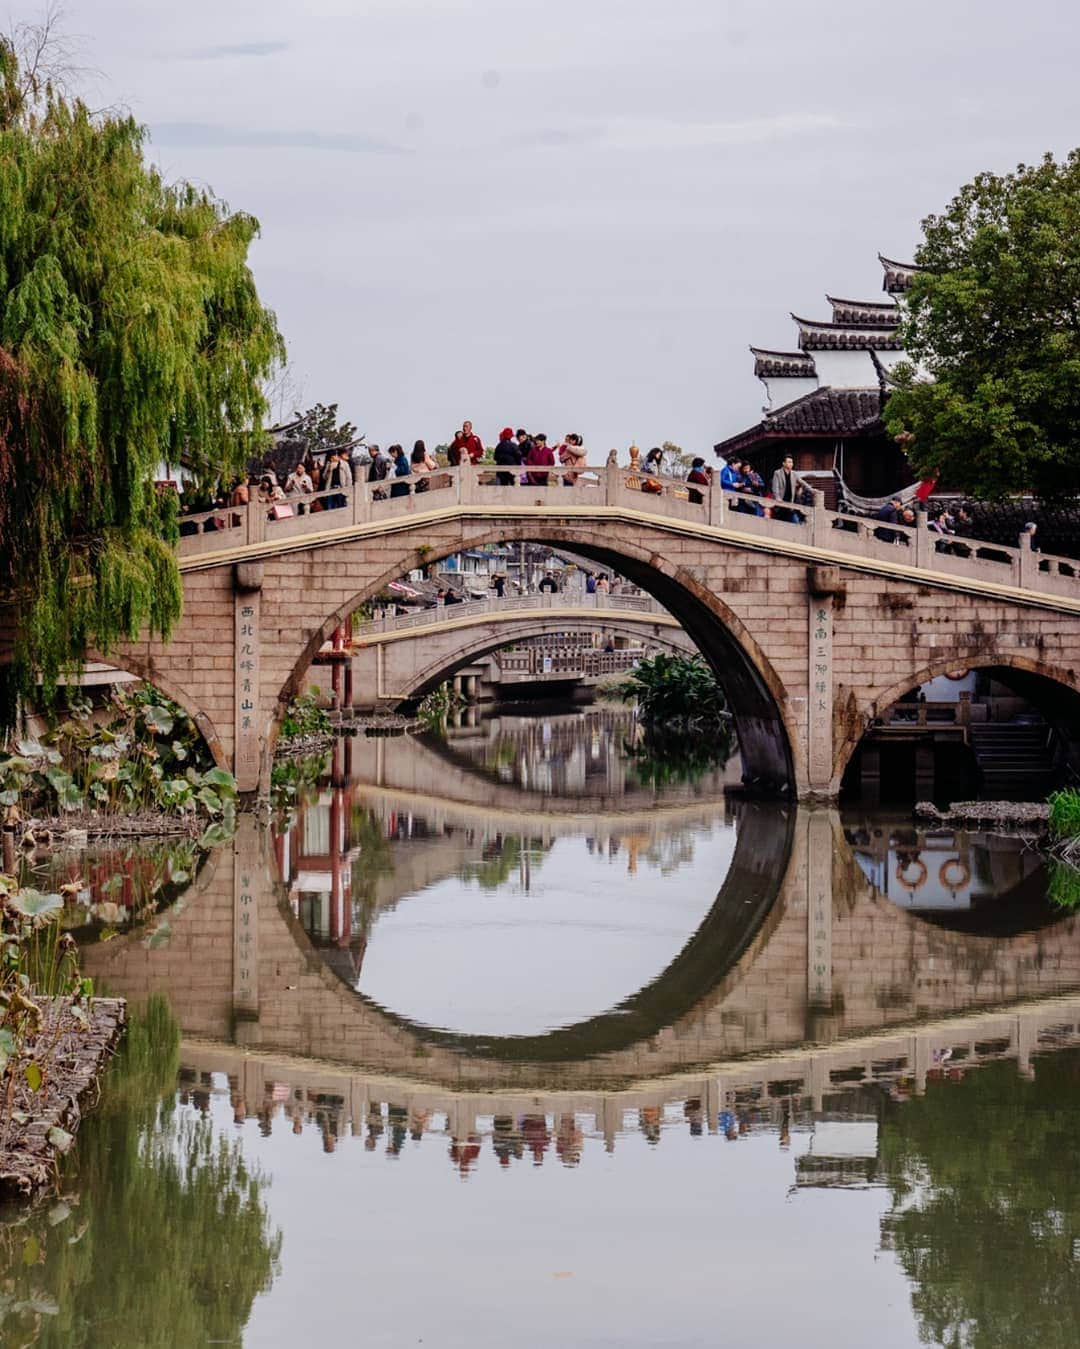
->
xmin=448 ymin=420 xmax=484 ymax=465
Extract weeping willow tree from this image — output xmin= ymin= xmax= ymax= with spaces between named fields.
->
xmin=0 ymin=32 xmax=285 ymax=727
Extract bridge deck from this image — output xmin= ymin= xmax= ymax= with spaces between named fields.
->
xmin=176 ymin=462 xmax=1080 ymax=613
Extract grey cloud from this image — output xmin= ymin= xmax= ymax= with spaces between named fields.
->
xmin=182 ymin=41 xmax=292 ymax=60
xmin=151 ymin=122 xmax=406 ymax=155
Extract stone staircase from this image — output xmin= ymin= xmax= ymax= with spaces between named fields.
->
xmin=969 ymin=721 xmax=1059 ymax=799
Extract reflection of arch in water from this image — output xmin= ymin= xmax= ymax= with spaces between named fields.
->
xmin=351 ymin=714 xmax=740 ymax=815
xmin=307 ymin=801 xmax=795 ymax=1064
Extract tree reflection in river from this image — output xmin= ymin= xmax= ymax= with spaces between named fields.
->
xmin=879 ymin=1047 xmax=1080 ymax=1348
xmin=0 ymin=998 xmax=281 ymax=1348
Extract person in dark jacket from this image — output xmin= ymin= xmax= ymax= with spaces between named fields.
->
xmin=389 ymin=444 xmax=411 ymax=498
xmin=873 ymin=497 xmax=903 ymax=544
xmin=687 ymin=457 xmax=710 ymax=506
xmin=494 ymin=427 xmax=521 ymax=486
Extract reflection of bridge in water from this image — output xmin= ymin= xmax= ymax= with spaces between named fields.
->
xmin=81 ymin=783 xmax=1080 ymax=1091
xmin=180 ymin=995 xmax=1080 ymax=1171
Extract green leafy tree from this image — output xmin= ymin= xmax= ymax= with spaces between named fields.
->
xmin=884 ymin=150 xmax=1080 ymax=499
xmin=0 ymin=33 xmax=284 ymax=727
xmin=615 ymin=653 xmax=729 ymax=728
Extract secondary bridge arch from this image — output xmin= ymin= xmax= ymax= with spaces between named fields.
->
xmin=349 ymin=599 xmax=696 ymax=704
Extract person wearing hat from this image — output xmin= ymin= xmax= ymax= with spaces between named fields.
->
xmin=494 ymin=426 xmax=521 ymax=486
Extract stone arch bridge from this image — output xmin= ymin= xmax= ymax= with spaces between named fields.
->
xmin=343 ymin=592 xmax=695 ymax=705
xmin=99 ymin=461 xmax=1080 ymax=796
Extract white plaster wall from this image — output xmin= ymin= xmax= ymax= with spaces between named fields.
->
xmin=760 ymin=374 xmax=818 ymax=409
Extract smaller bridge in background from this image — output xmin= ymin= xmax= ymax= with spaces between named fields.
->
xmin=321 ymin=592 xmax=694 ymax=706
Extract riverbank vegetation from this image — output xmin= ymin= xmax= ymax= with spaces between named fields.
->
xmin=884 ymin=150 xmax=1080 ymax=500
xmin=0 ymin=685 xmax=236 ymax=842
xmin=0 ymin=865 xmax=124 ymax=1201
xmin=614 ymin=653 xmax=728 ymax=729
xmin=0 ymin=27 xmax=283 ymax=731
xmin=1045 ymin=788 xmax=1080 ymax=910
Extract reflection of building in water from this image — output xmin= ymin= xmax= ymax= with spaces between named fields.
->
xmin=844 ymin=816 xmax=1047 ymax=914
xmin=794 ymin=1117 xmax=880 ymax=1189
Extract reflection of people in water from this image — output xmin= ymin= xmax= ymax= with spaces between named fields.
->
xmin=718 ymin=1109 xmax=738 ymax=1141
xmin=521 ymin=1114 xmax=551 ymax=1165
xmin=450 ymin=1133 xmax=482 ymax=1176
xmin=684 ymin=1098 xmax=703 ymax=1137
xmin=556 ymin=1113 xmax=584 ymax=1166
xmin=493 ymin=1115 xmax=524 ymax=1168
xmin=386 ymin=1103 xmax=408 ymax=1156
xmin=639 ymin=1105 xmax=662 ymax=1144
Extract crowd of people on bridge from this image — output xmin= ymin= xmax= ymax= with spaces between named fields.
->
xmin=178 ymin=419 xmax=1055 ymax=562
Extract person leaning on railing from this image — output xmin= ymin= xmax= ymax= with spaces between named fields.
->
xmin=686 ymin=457 xmax=709 ymax=505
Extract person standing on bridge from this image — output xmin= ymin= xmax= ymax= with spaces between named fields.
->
xmin=448 ymin=420 xmax=484 ymax=466
xmin=389 ymin=444 xmax=411 ymax=498
xmin=494 ymin=427 xmax=521 ymax=486
xmin=367 ymin=445 xmax=389 ymax=499
xmin=539 ymin=572 xmax=558 ymax=593
xmin=525 ymin=433 xmax=554 ymax=486
xmin=687 ymin=457 xmax=710 ymax=505
xmin=770 ymin=454 xmax=801 ymax=523
xmin=324 ymin=449 xmax=352 ymax=510
xmin=559 ymin=433 xmax=588 ymax=486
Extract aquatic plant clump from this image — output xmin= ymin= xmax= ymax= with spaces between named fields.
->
xmin=614 ymin=653 xmax=729 ymax=729
xmin=0 ymin=683 xmax=236 ymax=834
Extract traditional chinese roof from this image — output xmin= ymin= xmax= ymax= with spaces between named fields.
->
xmin=826 ymin=296 xmax=900 ymax=327
xmin=713 ymin=387 xmax=883 ymax=457
xmin=750 ymin=346 xmax=817 ymax=379
xmin=879 ymin=254 xmax=922 ymax=294
xmin=792 ymin=316 xmax=904 ymax=351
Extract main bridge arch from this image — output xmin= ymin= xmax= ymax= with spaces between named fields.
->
xmin=282 ymin=522 xmax=799 ymax=793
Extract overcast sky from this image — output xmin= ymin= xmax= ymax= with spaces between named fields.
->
xmin=65 ymin=0 xmax=1080 ymax=452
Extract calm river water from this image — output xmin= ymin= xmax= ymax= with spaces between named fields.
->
xmin=4 ymin=705 xmax=1080 ymax=1347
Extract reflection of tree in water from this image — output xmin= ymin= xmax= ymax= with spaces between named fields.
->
xmin=350 ymin=806 xmax=396 ymax=918
xmin=622 ymin=723 xmax=736 ymax=789
xmin=457 ymin=835 xmax=553 ymax=891
xmin=0 ymin=997 xmax=281 ymax=1347
xmin=879 ymin=1050 xmax=1080 ymax=1347
xmin=640 ymin=829 xmax=699 ymax=876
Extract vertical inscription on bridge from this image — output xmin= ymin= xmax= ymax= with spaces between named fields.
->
xmin=805 ymin=565 xmax=841 ymax=790
xmin=233 ymin=563 xmax=264 ymax=793
xmin=807 ymin=594 xmax=833 ymax=787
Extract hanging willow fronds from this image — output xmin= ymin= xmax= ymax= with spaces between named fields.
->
xmin=0 ymin=38 xmax=285 ymax=726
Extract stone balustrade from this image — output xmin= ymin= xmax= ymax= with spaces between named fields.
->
xmin=176 ymin=460 xmax=1079 ymax=600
